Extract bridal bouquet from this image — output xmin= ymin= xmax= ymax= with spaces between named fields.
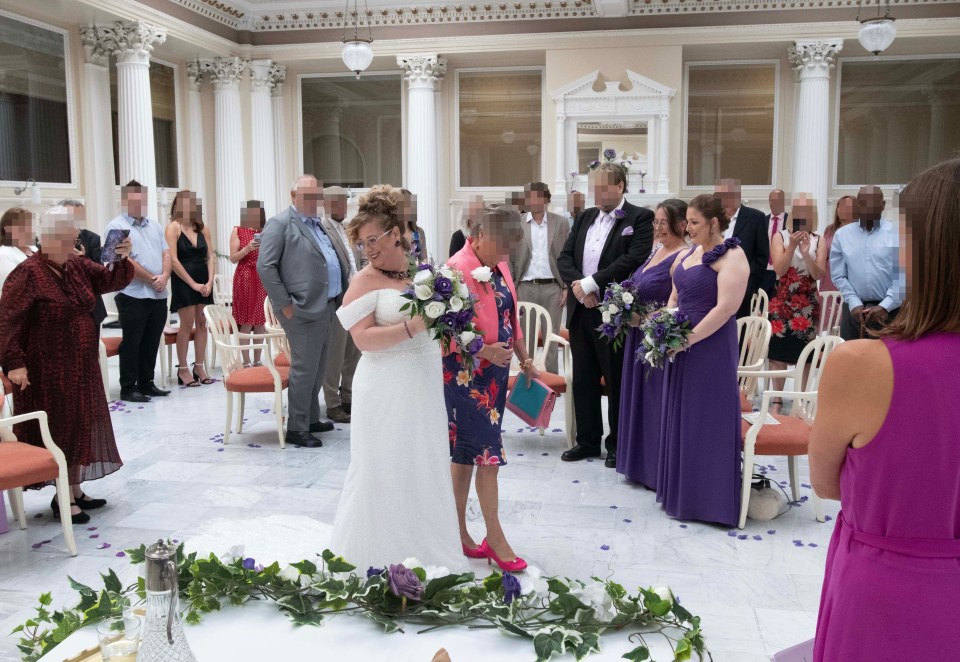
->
xmin=637 ymin=307 xmax=693 ymax=370
xmin=596 ymin=279 xmax=642 ymax=351
xmin=400 ymin=261 xmax=483 ymax=374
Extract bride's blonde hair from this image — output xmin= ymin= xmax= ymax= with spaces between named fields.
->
xmin=347 ymin=185 xmax=409 ymax=251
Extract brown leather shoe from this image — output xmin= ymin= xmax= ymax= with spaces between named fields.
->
xmin=327 ymin=406 xmax=351 ymax=424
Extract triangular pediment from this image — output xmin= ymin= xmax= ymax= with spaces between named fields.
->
xmin=551 ymin=69 xmax=675 ymax=101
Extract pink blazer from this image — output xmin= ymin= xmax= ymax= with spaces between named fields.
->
xmin=446 ymin=243 xmax=523 ymax=354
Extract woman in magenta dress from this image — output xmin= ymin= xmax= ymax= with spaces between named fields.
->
xmin=0 ymin=206 xmax=133 ymax=523
xmin=229 ymin=201 xmax=268 ymax=366
xmin=617 ymin=199 xmax=687 ymax=488
xmin=810 ymin=159 xmax=960 ymax=660
xmin=657 ymin=194 xmax=749 ymax=527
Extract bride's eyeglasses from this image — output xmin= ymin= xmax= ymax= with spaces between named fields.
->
xmin=356 ymin=230 xmax=391 ymax=253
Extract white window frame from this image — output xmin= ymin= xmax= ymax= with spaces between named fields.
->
xmin=832 ymin=53 xmax=960 ymax=190
xmin=296 ymin=71 xmax=405 ymax=194
xmin=681 ymin=59 xmax=780 ymax=190
xmin=454 ymin=66 xmax=546 ymax=193
xmin=0 ymin=8 xmax=79 ymax=189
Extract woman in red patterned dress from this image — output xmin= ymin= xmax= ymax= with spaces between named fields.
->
xmin=0 ymin=206 xmax=134 ymax=523
xmin=229 ymin=201 xmax=268 ymax=366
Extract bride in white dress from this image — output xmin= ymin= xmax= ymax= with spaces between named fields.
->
xmin=329 ymin=186 xmax=465 ymax=571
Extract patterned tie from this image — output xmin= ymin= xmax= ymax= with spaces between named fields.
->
xmin=769 ymin=215 xmax=779 ymax=265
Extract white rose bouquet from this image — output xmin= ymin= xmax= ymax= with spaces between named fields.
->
xmin=595 ymin=278 xmax=642 ymax=351
xmin=401 ymin=260 xmax=483 ymax=376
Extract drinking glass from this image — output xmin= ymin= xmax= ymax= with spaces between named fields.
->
xmin=97 ymin=617 xmax=140 ymax=662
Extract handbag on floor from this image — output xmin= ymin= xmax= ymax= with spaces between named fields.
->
xmin=506 ymin=376 xmax=557 ymax=428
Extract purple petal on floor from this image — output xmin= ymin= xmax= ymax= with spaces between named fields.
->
xmin=572 ymin=480 xmax=580 ymax=484
xmin=516 ymin=429 xmax=524 ymax=433
xmin=600 ymin=544 xmax=610 ymax=551
xmin=551 ymin=428 xmax=562 ymax=433
xmin=609 ymin=505 xmax=618 ymax=510
xmin=517 ymin=453 xmax=524 ymax=457
xmin=247 ymin=443 xmax=262 ymax=448
xmin=793 ymin=541 xmax=804 ymax=547
xmin=541 ymin=453 xmax=549 ymax=456
xmin=90 ymin=534 xmax=99 ymax=539
xmin=586 ymin=458 xmax=594 ymax=463
xmin=34 ymin=513 xmax=43 ymax=519
xmin=217 ymin=448 xmax=224 ymax=452
xmin=825 ymin=515 xmax=833 ymax=522
xmin=116 ymin=552 xmax=126 ymax=558
xmin=336 ymin=428 xmax=343 ymax=432
xmin=678 ymin=523 xmax=687 ymax=528
xmin=737 ymin=534 xmax=748 ymax=540
xmin=800 ymin=496 xmax=809 ymax=502
xmin=624 ymin=519 xmax=633 ymax=524
xmin=808 ymin=543 xmax=818 ymax=548
xmin=727 ymin=531 xmax=738 ymax=537
xmin=31 ymin=543 xmax=42 ymax=549
xmin=752 ymin=535 xmax=762 ymax=541
xmin=87 ymin=526 xmax=97 ymax=531
xmin=801 ymin=483 xmax=811 ymax=488
xmin=767 ymin=529 xmax=776 ymax=534
xmin=97 ymin=543 xmax=111 ymax=549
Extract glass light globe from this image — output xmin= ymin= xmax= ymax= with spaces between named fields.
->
xmin=342 ymin=40 xmax=374 ymax=78
xmin=858 ymin=17 xmax=896 ymax=56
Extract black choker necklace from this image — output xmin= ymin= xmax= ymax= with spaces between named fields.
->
xmin=374 ymin=266 xmax=408 ymax=280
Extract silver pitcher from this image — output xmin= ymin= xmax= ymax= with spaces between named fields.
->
xmin=136 ymin=540 xmax=197 ymax=662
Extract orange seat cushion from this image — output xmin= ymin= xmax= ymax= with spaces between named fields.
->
xmin=740 ymin=391 xmax=754 ymax=413
xmin=742 ymin=414 xmax=811 ymax=456
xmin=557 ymin=328 xmax=570 ymax=342
xmin=274 ymin=352 xmax=290 ymax=368
xmin=224 ymin=365 xmax=290 ymax=393
xmin=101 ymin=336 xmax=122 ymax=357
xmin=507 ymin=371 xmax=566 ymax=394
xmin=1 ymin=374 xmax=13 ymax=395
xmin=164 ymin=328 xmax=195 ymax=344
xmin=0 ymin=441 xmax=60 ymax=490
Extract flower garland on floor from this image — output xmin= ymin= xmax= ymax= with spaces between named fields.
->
xmin=13 ymin=543 xmax=709 ymax=662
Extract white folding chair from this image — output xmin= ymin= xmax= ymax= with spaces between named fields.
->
xmin=736 ymin=335 xmax=844 ymax=529
xmin=213 ymin=274 xmax=233 ymax=306
xmin=736 ymin=316 xmax=772 ymax=411
xmin=750 ymin=288 xmax=769 ymax=319
xmin=819 ymin=291 xmax=843 ymax=337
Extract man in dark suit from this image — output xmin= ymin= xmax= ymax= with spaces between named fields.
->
xmin=257 ymin=175 xmax=350 ymax=448
xmin=716 ymin=179 xmax=769 ymax=318
xmin=58 ymin=199 xmax=109 ymax=338
xmin=761 ymin=188 xmax=789 ymax=297
xmin=557 ymin=163 xmax=654 ymax=468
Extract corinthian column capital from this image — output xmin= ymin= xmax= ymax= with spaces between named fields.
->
xmin=79 ymin=26 xmax=111 ymax=67
xmin=186 ymin=60 xmax=204 ymax=92
xmin=248 ymin=59 xmax=274 ymax=94
xmin=97 ymin=21 xmax=167 ymax=65
xmin=789 ymin=39 xmax=844 ymax=80
xmin=268 ymin=62 xmax=287 ymax=97
xmin=199 ymin=57 xmax=248 ymax=92
xmin=397 ymin=54 xmax=447 ymax=90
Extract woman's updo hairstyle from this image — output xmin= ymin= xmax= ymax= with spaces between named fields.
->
xmin=656 ymin=198 xmax=688 ymax=238
xmin=347 ymin=184 xmax=408 ymax=250
xmin=687 ymin=193 xmax=730 ymax=233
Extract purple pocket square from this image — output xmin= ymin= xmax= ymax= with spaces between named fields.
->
xmin=621 ymin=226 xmax=634 ymax=236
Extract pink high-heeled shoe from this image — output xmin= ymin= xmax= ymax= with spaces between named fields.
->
xmin=479 ymin=539 xmax=527 ymax=572
xmin=462 ymin=542 xmax=487 ymax=559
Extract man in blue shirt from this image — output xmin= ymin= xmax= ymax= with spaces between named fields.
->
xmin=830 ymin=185 xmax=902 ymax=340
xmin=105 ymin=180 xmax=172 ymax=402
xmin=257 ymin=175 xmax=349 ymax=448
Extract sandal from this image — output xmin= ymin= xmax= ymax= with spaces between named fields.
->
xmin=51 ymin=497 xmax=91 ymax=524
xmin=192 ymin=362 xmax=215 ymax=385
xmin=177 ymin=365 xmax=200 ymax=387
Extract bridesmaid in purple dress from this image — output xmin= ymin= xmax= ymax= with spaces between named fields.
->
xmin=617 ymin=199 xmax=688 ymax=488
xmin=657 ymin=193 xmax=749 ymax=527
xmin=810 ymin=159 xmax=960 ymax=661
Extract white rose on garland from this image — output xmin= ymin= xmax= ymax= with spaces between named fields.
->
xmin=424 ymin=302 xmax=446 ymax=319
xmin=571 ymin=581 xmax=617 ymax=622
xmin=471 ymin=266 xmax=493 ymax=284
xmin=415 ymin=284 xmax=433 ymax=300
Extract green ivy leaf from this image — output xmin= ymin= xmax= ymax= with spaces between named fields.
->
xmin=325 ymin=556 xmax=356 ymax=574
xmin=547 ymin=578 xmax=570 ymax=595
xmin=622 ymin=645 xmax=650 ymax=661
xmin=424 ymin=573 xmax=470 ymax=601
xmin=125 ymin=545 xmax=147 ymax=564
xmin=673 ymin=638 xmax=691 ymax=661
xmin=102 ymin=569 xmax=122 ymax=595
xmin=482 ymin=573 xmax=503 ymax=593
xmin=553 ymin=593 xmax=587 ymax=619
xmin=575 ymin=631 xmax=601 ymax=660
xmin=495 ymin=617 xmax=530 ymax=638
xmin=38 ymin=593 xmax=53 ymax=607
xmin=533 ymin=630 xmax=564 ymax=662
xmin=291 ymin=559 xmax=317 ymax=576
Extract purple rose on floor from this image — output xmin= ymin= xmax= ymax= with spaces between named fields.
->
xmin=367 ymin=566 xmax=384 ymax=579
xmin=467 ymin=336 xmax=484 ymax=355
xmin=603 ymin=147 xmax=618 ymax=160
xmin=434 ymin=276 xmax=453 ymax=296
xmin=502 ymin=573 xmax=522 ymax=605
xmin=387 ymin=564 xmax=423 ymax=601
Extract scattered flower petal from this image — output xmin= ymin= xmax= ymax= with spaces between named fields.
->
xmin=97 ymin=543 xmax=111 ymax=550
xmin=115 ymin=552 xmax=126 ymax=558
xmin=600 ymin=545 xmax=610 ymax=551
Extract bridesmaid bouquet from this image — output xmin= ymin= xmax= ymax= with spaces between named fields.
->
xmin=638 ymin=307 xmax=693 ymax=370
xmin=400 ymin=261 xmax=483 ymax=374
xmin=596 ymin=278 xmax=642 ymax=351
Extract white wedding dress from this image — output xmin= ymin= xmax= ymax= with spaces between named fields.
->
xmin=329 ymin=288 xmax=466 ymax=571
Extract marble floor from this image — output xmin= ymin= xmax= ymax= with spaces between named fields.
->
xmin=0 ymin=339 xmax=838 ymax=662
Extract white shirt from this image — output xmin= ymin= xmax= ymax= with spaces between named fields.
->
xmin=581 ymin=198 xmax=625 ymax=296
xmin=331 ymin=219 xmax=357 ymax=276
xmin=722 ymin=206 xmax=741 ymax=239
xmin=522 ymin=212 xmax=553 ymax=281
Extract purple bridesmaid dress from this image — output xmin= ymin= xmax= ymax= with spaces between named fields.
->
xmin=656 ymin=240 xmax=742 ymax=527
xmin=815 ymin=333 xmax=960 ymax=660
xmin=616 ymin=250 xmax=683 ymax=488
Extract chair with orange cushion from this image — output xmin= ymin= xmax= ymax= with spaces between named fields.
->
xmin=0 ymin=411 xmax=78 ymax=556
xmin=735 ymin=335 xmax=844 ymax=529
xmin=98 ymin=336 xmax=122 ymax=401
xmin=736 ymin=316 xmax=772 ymax=413
xmin=204 ymin=304 xmax=289 ymax=448
xmin=507 ymin=301 xmax=575 ymax=449
xmin=262 ymin=298 xmax=291 ymax=368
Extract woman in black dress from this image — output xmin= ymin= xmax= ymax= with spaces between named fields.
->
xmin=165 ymin=190 xmax=215 ymax=386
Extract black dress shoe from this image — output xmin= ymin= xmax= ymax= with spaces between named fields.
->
xmin=76 ymin=495 xmax=107 ymax=510
xmin=605 ymin=452 xmax=617 ymax=468
xmin=561 ymin=444 xmax=602 ymax=462
xmin=309 ymin=420 xmax=335 ymax=433
xmin=51 ymin=498 xmax=91 ymax=524
xmin=120 ymin=390 xmax=151 ymax=403
xmin=342 ymin=403 xmax=352 ymax=415
xmin=141 ymin=382 xmax=170 ymax=397
xmin=285 ymin=431 xmax=323 ymax=448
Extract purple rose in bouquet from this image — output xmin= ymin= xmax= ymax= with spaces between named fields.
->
xmin=434 ymin=275 xmax=453 ymax=297
xmin=467 ymin=335 xmax=484 ymax=355
xmin=637 ymin=307 xmax=693 ymax=372
xmin=595 ymin=279 xmax=643 ymax=351
xmin=388 ymin=563 xmax=424 ymax=601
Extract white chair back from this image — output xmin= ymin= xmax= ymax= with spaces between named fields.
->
xmin=819 ymin=291 xmax=843 ymax=337
xmin=790 ymin=335 xmax=844 ymax=422
xmin=213 ymin=274 xmax=233 ymax=306
xmin=750 ymin=288 xmax=769 ymax=319
xmin=203 ymin=305 xmax=245 ymax=377
xmin=262 ymin=297 xmax=290 ymax=359
xmin=515 ymin=301 xmax=553 ymax=372
xmin=737 ymin=316 xmax=771 ymax=396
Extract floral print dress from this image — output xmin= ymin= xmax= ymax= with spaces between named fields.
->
xmin=768 ymin=230 xmax=821 ymax=364
xmin=443 ymin=268 xmax=514 ymax=466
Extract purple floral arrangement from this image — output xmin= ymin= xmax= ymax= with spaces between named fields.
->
xmin=400 ymin=258 xmax=482 ymax=376
xmin=588 ymin=147 xmax=633 ymax=173
xmin=638 ymin=306 xmax=693 ymax=370
xmin=596 ymin=278 xmax=643 ymax=351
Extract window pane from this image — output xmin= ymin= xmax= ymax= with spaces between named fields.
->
xmin=686 ymin=64 xmax=776 ymax=187
xmin=0 ymin=15 xmax=71 ymax=184
xmin=301 ymin=76 xmax=402 ymax=188
xmin=459 ymin=70 xmax=541 ymax=188
xmin=837 ymin=59 xmax=960 ymax=186
xmin=110 ymin=61 xmax=179 ymax=187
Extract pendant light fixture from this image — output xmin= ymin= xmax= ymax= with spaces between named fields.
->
xmin=857 ymin=0 xmax=897 ymax=56
xmin=341 ymin=0 xmax=374 ymax=78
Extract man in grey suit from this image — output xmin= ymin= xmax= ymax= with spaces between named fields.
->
xmin=511 ymin=182 xmax=570 ymax=374
xmin=320 ymin=186 xmax=364 ymax=424
xmin=257 ymin=175 xmax=349 ymax=448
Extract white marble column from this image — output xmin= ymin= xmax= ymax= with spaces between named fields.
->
xmin=789 ymin=39 xmax=843 ymax=232
xmin=185 ymin=61 xmax=206 ymax=204
xmin=270 ymin=64 xmax=288 ymax=216
xmin=248 ymin=59 xmax=277 ymax=215
xmin=201 ymin=56 xmax=247 ymax=276
xmin=433 ymin=60 xmax=448 ymax=247
xmin=657 ymin=113 xmax=670 ymax=194
xmin=102 ymin=21 xmax=166 ymax=219
xmin=78 ymin=28 xmax=117 ymax=231
xmin=926 ymin=88 xmax=945 ymax=166
xmin=398 ymin=54 xmax=446 ymax=263
xmin=554 ymin=110 xmax=568 ymax=200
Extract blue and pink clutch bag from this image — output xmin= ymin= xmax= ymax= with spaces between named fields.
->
xmin=506 ymin=377 xmax=557 ymax=428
